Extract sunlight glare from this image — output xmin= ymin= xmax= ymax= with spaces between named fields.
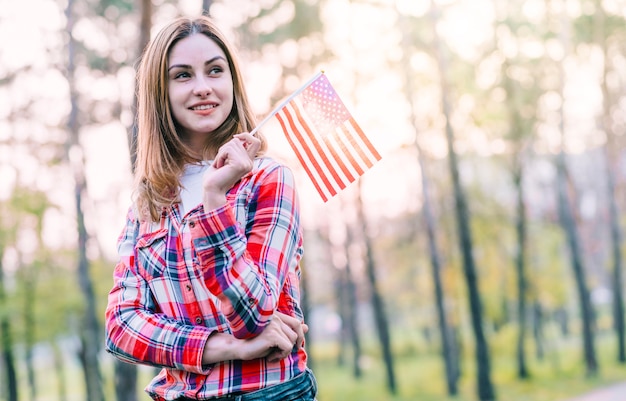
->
xmin=250 ymin=1 xmax=295 ymax=34
xmin=0 ymin=0 xmax=63 ymax=70
xmin=396 ymin=0 xmax=429 ymax=17
xmin=437 ymin=0 xmax=494 ymax=61
xmin=73 ymin=18 xmax=111 ymax=54
xmin=0 ymin=164 xmax=16 ymax=201
xmin=522 ymin=0 xmax=546 ymax=24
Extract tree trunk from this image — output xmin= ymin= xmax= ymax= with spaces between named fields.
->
xmin=397 ymin=12 xmax=458 ymax=394
xmin=513 ymin=166 xmax=530 ymax=379
xmin=65 ymin=1 xmax=106 ymax=400
xmin=331 ymin=235 xmax=349 ymax=368
xmin=53 ymin=341 xmax=68 ymax=401
xmin=607 ymin=156 xmax=625 ymax=363
xmin=421 ymin=157 xmax=459 ymax=395
xmin=555 ymin=154 xmax=598 ymax=376
xmin=594 ymin=0 xmax=625 ymax=364
xmin=355 ymin=183 xmax=396 ymax=394
xmin=532 ymin=301 xmax=544 ymax=361
xmin=344 ymin=220 xmax=362 ymax=379
xmin=114 ymin=360 xmax=138 ymax=401
xmin=299 ymin=252 xmax=314 ymax=371
xmin=202 ymin=0 xmax=213 ymax=15
xmin=430 ymin=3 xmax=495 ymax=400
xmin=23 ymin=274 xmax=37 ymax=401
xmin=129 ymin=0 xmax=152 ymax=173
xmin=0 ymin=247 xmax=18 ymax=401
xmin=115 ymin=1 xmax=153 ymax=398
xmin=550 ymin=0 xmax=598 ymax=377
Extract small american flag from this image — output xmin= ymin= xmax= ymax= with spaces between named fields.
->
xmin=259 ymin=72 xmax=382 ymax=202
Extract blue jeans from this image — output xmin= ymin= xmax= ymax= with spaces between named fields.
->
xmin=179 ymin=369 xmax=318 ymax=401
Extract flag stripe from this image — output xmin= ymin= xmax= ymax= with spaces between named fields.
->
xmin=322 ymin=135 xmax=356 ymax=183
xmin=340 ymin=123 xmax=376 ymax=169
xmin=276 ymin=108 xmax=335 ymax=199
xmin=275 ymin=111 xmax=330 ymax=202
xmin=267 ymin=73 xmax=382 ymax=202
xmin=279 ymin=101 xmax=346 ymax=197
xmin=276 ymin=101 xmax=341 ymax=197
xmin=349 ymin=118 xmax=382 ymax=161
xmin=283 ymin=101 xmax=343 ymax=196
xmin=290 ymin=100 xmax=348 ymax=191
xmin=333 ymin=128 xmax=367 ymax=176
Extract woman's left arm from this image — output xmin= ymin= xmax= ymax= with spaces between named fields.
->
xmin=190 ymin=163 xmax=302 ymax=339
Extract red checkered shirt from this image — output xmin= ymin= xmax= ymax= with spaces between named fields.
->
xmin=105 ymin=157 xmax=308 ymax=400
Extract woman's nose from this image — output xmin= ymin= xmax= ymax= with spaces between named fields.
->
xmin=193 ymin=76 xmax=212 ymax=97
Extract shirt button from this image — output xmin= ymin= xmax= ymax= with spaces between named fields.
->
xmin=195 ymin=317 xmax=203 ymax=324
xmin=189 ymin=221 xmax=195 ymax=228
xmin=186 ymin=284 xmax=192 ymax=291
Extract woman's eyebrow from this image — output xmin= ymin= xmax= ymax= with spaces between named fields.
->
xmin=168 ymin=56 xmax=227 ymax=71
xmin=205 ymin=56 xmax=227 ymax=65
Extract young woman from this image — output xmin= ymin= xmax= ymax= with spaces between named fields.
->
xmin=105 ymin=16 xmax=317 ymax=401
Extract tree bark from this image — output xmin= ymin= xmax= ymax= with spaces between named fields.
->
xmin=114 ymin=360 xmax=138 ymax=401
xmin=594 ymin=0 xmax=625 ymax=364
xmin=532 ymin=301 xmax=544 ymax=361
xmin=202 ymin=0 xmax=213 ymax=15
xmin=355 ymin=183 xmax=396 ymax=394
xmin=555 ymin=154 xmax=598 ymax=376
xmin=607 ymin=155 xmax=625 ymax=363
xmin=430 ymin=2 xmax=495 ymax=400
xmin=0 ymin=246 xmax=18 ymax=401
xmin=513 ymin=165 xmax=530 ymax=379
xmin=549 ymin=0 xmax=598 ymax=377
xmin=343 ymin=220 xmax=362 ymax=378
xmin=421 ymin=153 xmax=459 ymax=395
xmin=115 ymin=1 xmax=153 ymax=398
xmin=397 ymin=12 xmax=458 ymax=394
xmin=65 ymin=1 xmax=106 ymax=400
xmin=23 ymin=273 xmax=37 ymax=401
xmin=128 ymin=0 xmax=152 ymax=173
xmin=299 ymin=252 xmax=314 ymax=371
xmin=53 ymin=341 xmax=68 ymax=401
xmin=330 ymin=227 xmax=349 ymax=367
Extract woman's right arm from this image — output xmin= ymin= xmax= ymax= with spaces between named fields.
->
xmin=104 ymin=209 xmax=304 ymax=372
xmin=104 ymin=210 xmax=214 ymax=374
xmin=202 ymin=312 xmax=307 ymax=364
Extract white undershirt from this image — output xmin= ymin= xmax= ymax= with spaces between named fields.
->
xmin=179 ymin=161 xmax=212 ymax=216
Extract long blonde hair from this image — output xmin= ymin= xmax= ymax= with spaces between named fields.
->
xmin=133 ymin=16 xmax=266 ymax=221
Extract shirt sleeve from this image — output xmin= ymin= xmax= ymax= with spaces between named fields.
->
xmin=190 ymin=163 xmax=303 ymax=339
xmin=104 ymin=208 xmax=212 ymax=374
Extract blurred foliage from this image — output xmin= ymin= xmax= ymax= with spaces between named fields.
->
xmin=1 ymin=0 xmax=626 ymax=399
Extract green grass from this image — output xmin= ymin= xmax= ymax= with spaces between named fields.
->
xmin=13 ymin=329 xmax=626 ymax=401
xmin=309 ymin=331 xmax=626 ymax=401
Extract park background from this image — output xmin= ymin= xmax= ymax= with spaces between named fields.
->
xmin=1 ymin=0 xmax=626 ymax=400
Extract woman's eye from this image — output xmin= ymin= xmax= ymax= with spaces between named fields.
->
xmin=174 ymin=72 xmax=191 ymax=79
xmin=209 ymin=66 xmax=223 ymax=75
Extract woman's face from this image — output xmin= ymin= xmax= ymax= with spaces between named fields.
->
xmin=167 ymin=33 xmax=234 ymax=149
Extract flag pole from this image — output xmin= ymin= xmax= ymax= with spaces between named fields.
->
xmin=250 ymin=71 xmax=324 ymax=136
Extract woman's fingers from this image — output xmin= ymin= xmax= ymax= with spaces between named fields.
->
xmin=275 ymin=312 xmax=306 ymax=349
xmin=236 ymin=313 xmax=308 ymax=362
xmin=264 ymin=319 xmax=296 ymax=361
xmin=234 ymin=132 xmax=261 ymax=159
xmin=204 ymin=135 xmax=255 ymax=197
xmin=237 ymin=318 xmax=292 ymax=361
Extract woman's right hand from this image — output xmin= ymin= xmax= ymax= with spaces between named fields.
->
xmin=202 ymin=312 xmax=308 ymax=364
xmin=237 ymin=312 xmax=308 ymax=362
xmin=202 ymin=133 xmax=261 ymax=210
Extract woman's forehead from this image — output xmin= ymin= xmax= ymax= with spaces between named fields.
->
xmin=170 ymin=34 xmax=225 ymax=59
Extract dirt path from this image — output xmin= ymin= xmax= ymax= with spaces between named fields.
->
xmin=563 ymin=382 xmax=626 ymax=401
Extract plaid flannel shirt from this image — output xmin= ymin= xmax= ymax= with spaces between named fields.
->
xmin=105 ymin=157 xmax=308 ymax=400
